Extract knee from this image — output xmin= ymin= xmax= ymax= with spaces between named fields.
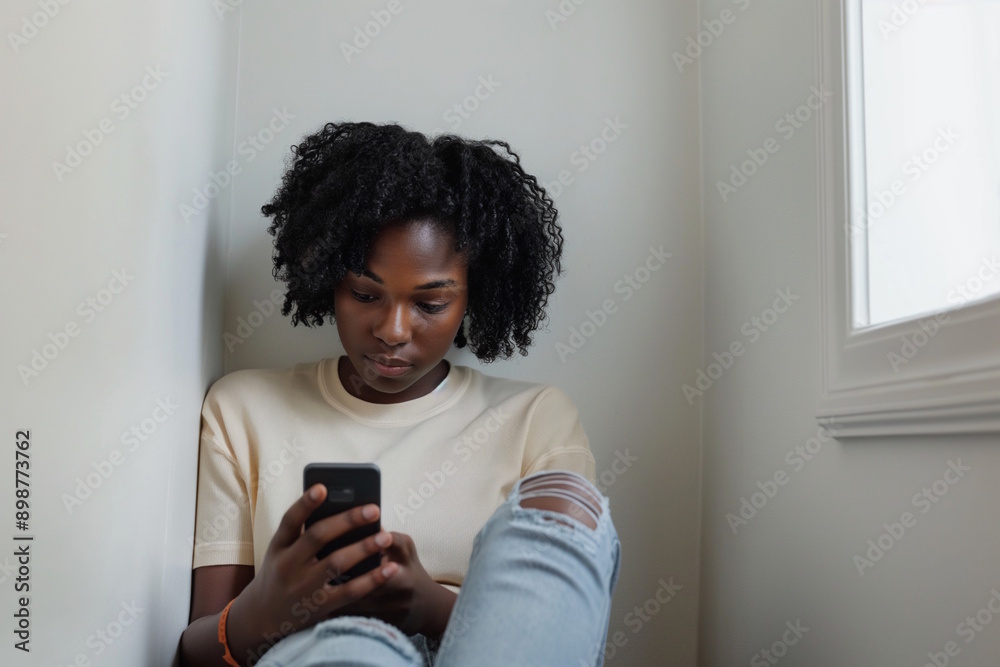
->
xmin=517 ymin=471 xmax=603 ymax=530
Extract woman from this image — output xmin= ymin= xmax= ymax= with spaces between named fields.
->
xmin=179 ymin=122 xmax=620 ymax=666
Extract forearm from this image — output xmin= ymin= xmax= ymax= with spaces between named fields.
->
xmin=180 ymin=591 xmax=269 ymax=667
xmin=421 ymin=582 xmax=459 ymax=639
xmin=179 ymin=612 xmax=232 ymax=667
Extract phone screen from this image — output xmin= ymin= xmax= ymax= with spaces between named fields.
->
xmin=303 ymin=463 xmax=381 ymax=583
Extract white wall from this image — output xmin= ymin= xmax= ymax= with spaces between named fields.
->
xmin=697 ymin=1 xmax=1000 ymax=665
xmin=222 ymin=1 xmax=702 ymax=665
xmin=9 ymin=1 xmax=991 ymax=664
xmin=4 ymin=2 xmax=707 ymax=665
xmin=0 ymin=0 xmax=238 ymax=664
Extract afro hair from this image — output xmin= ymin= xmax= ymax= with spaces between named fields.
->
xmin=260 ymin=121 xmax=564 ymax=363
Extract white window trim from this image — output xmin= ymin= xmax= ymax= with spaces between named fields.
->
xmin=816 ymin=0 xmax=1000 ymax=438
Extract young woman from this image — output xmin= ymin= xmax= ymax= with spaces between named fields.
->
xmin=179 ymin=122 xmax=620 ymax=666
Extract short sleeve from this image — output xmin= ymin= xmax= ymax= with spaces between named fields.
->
xmin=520 ymin=387 xmax=596 ymax=483
xmin=191 ymin=386 xmax=255 ymax=569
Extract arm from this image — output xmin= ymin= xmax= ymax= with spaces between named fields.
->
xmin=179 ymin=565 xmax=254 ymax=667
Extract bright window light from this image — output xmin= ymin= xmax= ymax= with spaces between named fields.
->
xmin=854 ymin=0 xmax=1000 ymax=328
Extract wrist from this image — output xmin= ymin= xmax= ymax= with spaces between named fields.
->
xmin=420 ymin=582 xmax=458 ymax=639
xmin=222 ymin=586 xmax=260 ymax=666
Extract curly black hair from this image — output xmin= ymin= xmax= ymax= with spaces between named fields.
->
xmin=261 ymin=121 xmax=563 ymax=363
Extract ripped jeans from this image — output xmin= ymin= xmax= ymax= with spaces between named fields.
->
xmin=256 ymin=471 xmax=621 ymax=667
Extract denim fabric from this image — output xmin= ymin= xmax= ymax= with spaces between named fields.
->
xmin=254 ymin=617 xmax=424 ymax=667
xmin=256 ymin=471 xmax=621 ymax=667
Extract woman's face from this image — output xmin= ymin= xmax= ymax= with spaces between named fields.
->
xmin=334 ymin=219 xmax=469 ymax=404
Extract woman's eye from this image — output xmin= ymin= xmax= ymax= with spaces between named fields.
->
xmin=350 ymin=290 xmax=376 ymax=303
xmin=418 ymin=302 xmax=448 ymax=314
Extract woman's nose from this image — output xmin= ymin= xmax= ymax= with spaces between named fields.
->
xmin=373 ymin=302 xmax=411 ymax=346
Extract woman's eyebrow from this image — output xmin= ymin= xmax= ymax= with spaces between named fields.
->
xmin=355 ymin=270 xmax=460 ymax=291
xmin=359 ymin=269 xmax=383 ymax=284
xmin=415 ymin=279 xmax=460 ymax=290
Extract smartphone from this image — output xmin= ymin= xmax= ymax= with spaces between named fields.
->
xmin=303 ymin=463 xmax=381 ymax=583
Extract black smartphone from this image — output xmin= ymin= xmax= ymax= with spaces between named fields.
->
xmin=303 ymin=463 xmax=381 ymax=583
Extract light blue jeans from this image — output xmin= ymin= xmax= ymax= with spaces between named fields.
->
xmin=256 ymin=471 xmax=621 ymax=667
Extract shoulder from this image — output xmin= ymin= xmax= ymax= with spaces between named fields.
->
xmin=453 ymin=365 xmax=580 ymax=416
xmin=203 ymin=361 xmax=322 ymax=413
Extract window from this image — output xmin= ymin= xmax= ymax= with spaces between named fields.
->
xmin=817 ymin=0 xmax=1000 ymax=437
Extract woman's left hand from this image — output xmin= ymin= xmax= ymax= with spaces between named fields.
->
xmin=335 ymin=532 xmax=457 ymax=638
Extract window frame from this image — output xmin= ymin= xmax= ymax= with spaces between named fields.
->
xmin=816 ymin=0 xmax=1000 ymax=438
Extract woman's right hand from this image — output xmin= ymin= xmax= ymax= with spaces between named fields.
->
xmin=224 ymin=484 xmax=398 ymax=663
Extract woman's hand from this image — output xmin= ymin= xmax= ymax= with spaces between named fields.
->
xmin=335 ymin=532 xmax=458 ymax=638
xmin=224 ymin=484 xmax=398 ymax=662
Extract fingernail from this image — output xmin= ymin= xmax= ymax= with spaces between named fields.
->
xmin=382 ymin=563 xmax=397 ymax=578
xmin=375 ymin=532 xmax=390 ymax=548
xmin=308 ymin=485 xmax=323 ymax=500
xmin=362 ymin=504 xmax=378 ymax=520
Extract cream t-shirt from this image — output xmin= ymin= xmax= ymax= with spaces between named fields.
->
xmin=191 ymin=358 xmax=595 ymax=588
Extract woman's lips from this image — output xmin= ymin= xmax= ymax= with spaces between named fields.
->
xmin=366 ymin=356 xmax=413 ymax=378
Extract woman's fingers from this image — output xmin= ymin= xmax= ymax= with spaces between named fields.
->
xmin=286 ymin=502 xmax=383 ymax=566
xmin=285 ymin=536 xmax=397 ymax=628
xmin=271 ymin=486 xmax=382 ymax=560
xmin=307 ymin=530 xmax=394 ymax=592
xmin=270 ymin=484 xmax=328 ymax=551
xmin=319 ymin=557 xmax=400 ymax=614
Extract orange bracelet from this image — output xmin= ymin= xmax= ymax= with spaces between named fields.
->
xmin=218 ymin=599 xmax=241 ymax=667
